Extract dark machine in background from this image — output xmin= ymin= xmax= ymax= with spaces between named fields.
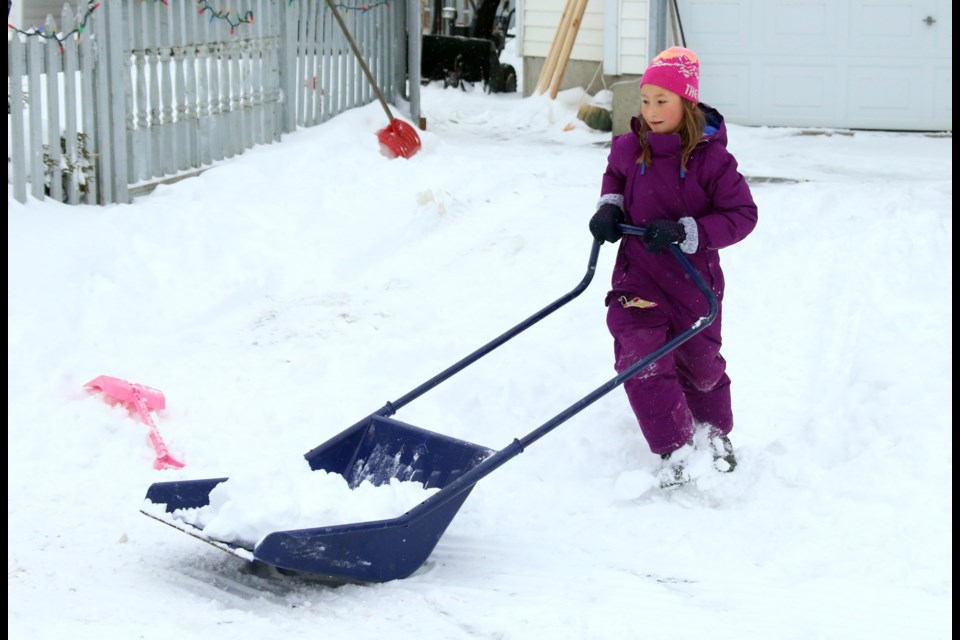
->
xmin=421 ymin=0 xmax=517 ymax=93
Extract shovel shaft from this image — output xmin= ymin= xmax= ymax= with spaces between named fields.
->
xmin=133 ymin=391 xmax=185 ymax=470
xmin=517 ymin=228 xmax=717 ymax=450
xmin=325 ymin=0 xmax=395 ymax=124
xmin=305 ymin=240 xmax=602 ymax=466
xmin=407 ymin=228 xmax=717 ymax=513
xmin=391 ymin=239 xmax=602 ymax=413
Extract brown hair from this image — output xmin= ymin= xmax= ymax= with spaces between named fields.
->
xmin=637 ymin=100 xmax=706 ymax=171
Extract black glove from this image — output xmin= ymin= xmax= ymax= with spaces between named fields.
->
xmin=642 ymin=220 xmax=686 ymax=254
xmin=589 ymin=204 xmax=625 ymax=243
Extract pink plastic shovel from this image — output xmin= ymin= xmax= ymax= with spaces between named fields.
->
xmin=84 ymin=375 xmax=185 ymax=470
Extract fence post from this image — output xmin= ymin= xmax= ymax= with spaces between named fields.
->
xmin=408 ymin=0 xmax=422 ymax=125
xmin=107 ymin=0 xmax=130 ymax=203
xmin=278 ymin=0 xmax=297 ymax=134
xmin=92 ymin=2 xmax=114 ymax=202
xmin=62 ymin=4 xmax=82 ymax=205
xmin=27 ymin=37 xmax=46 ymax=201
xmin=79 ymin=10 xmax=99 ymax=205
xmin=43 ymin=14 xmax=64 ymax=202
xmin=8 ymin=35 xmax=28 ymax=204
xmin=172 ymin=0 xmax=189 ymax=174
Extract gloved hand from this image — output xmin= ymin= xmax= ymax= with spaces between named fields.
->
xmin=642 ymin=220 xmax=686 ymax=254
xmin=589 ymin=204 xmax=625 ymax=243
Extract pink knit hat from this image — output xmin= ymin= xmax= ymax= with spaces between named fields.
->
xmin=640 ymin=47 xmax=700 ymax=103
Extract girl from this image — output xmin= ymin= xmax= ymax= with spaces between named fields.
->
xmin=589 ymin=47 xmax=758 ymax=487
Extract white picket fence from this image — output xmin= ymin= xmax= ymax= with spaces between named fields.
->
xmin=8 ymin=0 xmax=412 ymax=205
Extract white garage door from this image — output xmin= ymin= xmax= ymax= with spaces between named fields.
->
xmin=676 ymin=0 xmax=952 ymax=131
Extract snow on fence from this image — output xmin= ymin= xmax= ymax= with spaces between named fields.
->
xmin=8 ymin=0 xmax=409 ymax=205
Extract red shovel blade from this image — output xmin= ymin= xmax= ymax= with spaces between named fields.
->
xmin=377 ymin=119 xmax=422 ymax=159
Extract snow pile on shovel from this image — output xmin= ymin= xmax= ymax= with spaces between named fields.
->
xmin=166 ymin=464 xmax=439 ymax=548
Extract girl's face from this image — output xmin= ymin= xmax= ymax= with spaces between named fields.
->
xmin=640 ymin=84 xmax=684 ymax=134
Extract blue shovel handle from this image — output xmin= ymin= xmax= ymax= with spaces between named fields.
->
xmin=516 ymin=225 xmax=718 ymax=449
xmin=400 ymin=228 xmax=719 ymax=515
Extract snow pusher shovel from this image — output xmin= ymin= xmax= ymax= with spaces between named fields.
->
xmin=326 ymin=0 xmax=422 ymax=159
xmin=142 ymin=226 xmax=716 ymax=583
xmin=85 ymin=375 xmax=185 ymax=470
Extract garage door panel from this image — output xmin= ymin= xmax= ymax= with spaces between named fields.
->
xmin=845 ymin=64 xmax=947 ymax=128
xmin=699 ymin=62 xmax=752 ymax=117
xmin=765 ymin=65 xmax=834 ymax=109
xmin=762 ymin=2 xmax=835 ymax=51
xmin=849 ymin=1 xmax=933 ymax=54
xmin=930 ymin=1 xmax=952 ymax=49
xmin=685 ymin=1 xmax=752 ymax=50
xmin=931 ymin=66 xmax=952 ymax=126
xmin=847 ymin=64 xmax=922 ymax=129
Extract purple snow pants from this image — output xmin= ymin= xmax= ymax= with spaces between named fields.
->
xmin=606 ymin=299 xmax=732 ymax=455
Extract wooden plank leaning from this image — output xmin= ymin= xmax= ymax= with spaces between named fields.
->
xmin=534 ymin=0 xmax=577 ymax=95
xmin=548 ymin=0 xmax=589 ymax=99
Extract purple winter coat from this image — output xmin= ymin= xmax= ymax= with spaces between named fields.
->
xmin=598 ymin=105 xmax=757 ymax=453
xmin=600 ymin=105 xmax=757 ymax=322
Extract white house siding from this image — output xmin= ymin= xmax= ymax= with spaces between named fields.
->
xmin=521 ymin=0 xmax=605 ymax=60
xmin=618 ymin=0 xmax=649 ymax=74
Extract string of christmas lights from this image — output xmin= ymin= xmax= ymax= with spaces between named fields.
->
xmin=325 ymin=1 xmax=391 ymax=11
xmin=6 ymin=0 xmax=100 ymax=51
xmin=194 ymin=0 xmax=254 ymax=33
xmin=7 ymin=0 xmax=391 ymax=44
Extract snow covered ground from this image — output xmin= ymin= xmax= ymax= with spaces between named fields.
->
xmin=8 ymin=54 xmax=952 ymax=639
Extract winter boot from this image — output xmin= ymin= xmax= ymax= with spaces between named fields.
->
xmin=657 ymin=442 xmax=695 ymax=489
xmin=709 ymin=432 xmax=737 ymax=473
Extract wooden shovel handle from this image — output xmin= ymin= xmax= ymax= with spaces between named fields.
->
xmin=325 ymin=0 xmax=395 ymax=123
